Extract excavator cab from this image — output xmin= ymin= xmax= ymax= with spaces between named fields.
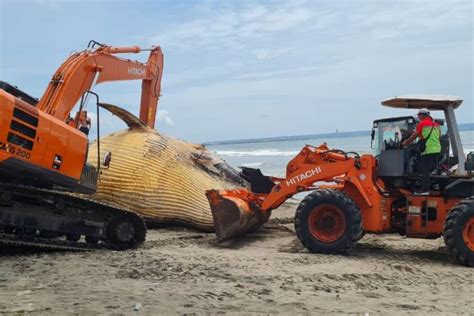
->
xmin=0 ymin=84 xmax=98 ymax=194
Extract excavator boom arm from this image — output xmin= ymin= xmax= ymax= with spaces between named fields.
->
xmin=37 ymin=45 xmax=163 ymax=128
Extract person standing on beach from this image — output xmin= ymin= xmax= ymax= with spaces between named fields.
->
xmin=402 ymin=108 xmax=441 ymax=194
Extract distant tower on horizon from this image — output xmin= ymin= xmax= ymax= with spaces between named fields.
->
xmin=336 ymin=129 xmax=339 ymax=134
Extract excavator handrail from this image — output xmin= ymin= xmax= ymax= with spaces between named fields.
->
xmin=77 ymin=91 xmax=102 ymax=175
xmin=87 ymin=40 xmax=106 ymax=49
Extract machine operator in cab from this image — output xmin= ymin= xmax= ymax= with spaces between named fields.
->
xmin=74 ymin=111 xmax=91 ymax=136
xmin=402 ymin=108 xmax=441 ymax=194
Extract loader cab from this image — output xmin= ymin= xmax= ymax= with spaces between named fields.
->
xmin=371 ymin=116 xmax=447 ymax=156
xmin=372 ymin=116 xmax=417 ymax=156
xmin=374 ymin=95 xmax=471 ymax=192
xmin=372 ymin=115 xmax=449 ymax=189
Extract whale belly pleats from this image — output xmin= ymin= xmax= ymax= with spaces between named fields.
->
xmin=86 ymin=129 xmax=237 ymax=231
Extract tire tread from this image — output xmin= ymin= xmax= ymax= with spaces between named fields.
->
xmin=295 ymin=189 xmax=362 ymax=254
xmin=443 ymin=202 xmax=474 ymax=267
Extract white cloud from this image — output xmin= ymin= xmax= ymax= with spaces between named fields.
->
xmin=3 ymin=0 xmax=470 ymax=143
xmin=350 ymin=0 xmax=472 ymax=41
xmin=230 ymin=65 xmax=323 ymax=81
xmin=148 ymin=1 xmax=323 ymax=50
xmin=253 ymin=47 xmax=293 ymax=60
xmin=157 ymin=109 xmax=175 ymax=127
xmin=33 ymin=0 xmax=63 ymax=11
xmin=165 ymin=63 xmax=241 ymax=89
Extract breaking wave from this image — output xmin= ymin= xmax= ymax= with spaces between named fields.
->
xmin=240 ymin=162 xmax=264 ymax=168
xmin=216 ymin=148 xmax=474 ymax=157
xmin=214 ymin=149 xmax=299 ymax=157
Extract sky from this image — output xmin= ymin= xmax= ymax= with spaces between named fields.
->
xmin=0 ymin=0 xmax=473 ymax=143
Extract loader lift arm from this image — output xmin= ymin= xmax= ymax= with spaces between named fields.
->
xmin=206 ymin=144 xmax=367 ymax=241
xmin=37 ymin=42 xmax=163 ymax=128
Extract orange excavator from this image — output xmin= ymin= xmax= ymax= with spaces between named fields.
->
xmin=207 ymin=96 xmax=474 ymax=266
xmin=0 ymin=41 xmax=163 ymax=250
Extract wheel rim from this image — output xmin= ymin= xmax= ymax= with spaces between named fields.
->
xmin=308 ymin=204 xmax=346 ymax=242
xmin=463 ymin=218 xmax=474 ymax=252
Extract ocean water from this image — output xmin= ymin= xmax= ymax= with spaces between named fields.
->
xmin=207 ymin=130 xmax=474 ymax=178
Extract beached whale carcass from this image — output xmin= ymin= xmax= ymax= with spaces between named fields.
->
xmin=86 ymin=103 xmax=246 ymax=231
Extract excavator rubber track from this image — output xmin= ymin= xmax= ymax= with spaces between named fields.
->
xmin=0 ymin=183 xmax=146 ymax=251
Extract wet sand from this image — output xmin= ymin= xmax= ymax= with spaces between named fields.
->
xmin=0 ymin=202 xmax=472 ymax=314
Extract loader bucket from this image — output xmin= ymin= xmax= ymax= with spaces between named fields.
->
xmin=206 ymin=189 xmax=271 ymax=242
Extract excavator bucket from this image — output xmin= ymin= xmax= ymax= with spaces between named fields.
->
xmin=206 ymin=189 xmax=271 ymax=242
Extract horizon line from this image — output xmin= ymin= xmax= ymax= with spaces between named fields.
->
xmin=204 ymin=122 xmax=474 ymax=146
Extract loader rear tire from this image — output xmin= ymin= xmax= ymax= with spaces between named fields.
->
xmin=295 ymin=189 xmax=362 ymax=254
xmin=443 ymin=202 xmax=474 ymax=267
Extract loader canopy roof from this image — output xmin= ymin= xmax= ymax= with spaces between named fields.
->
xmin=382 ymin=95 xmax=463 ymax=110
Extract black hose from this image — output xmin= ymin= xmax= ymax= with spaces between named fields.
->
xmin=345 ymin=151 xmax=361 ymax=159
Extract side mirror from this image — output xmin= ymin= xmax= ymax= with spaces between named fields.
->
xmin=103 ymin=151 xmax=112 ymax=168
xmin=370 ymin=129 xmax=375 ymax=149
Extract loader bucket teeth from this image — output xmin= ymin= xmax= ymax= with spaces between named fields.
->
xmin=206 ymin=190 xmax=269 ymax=242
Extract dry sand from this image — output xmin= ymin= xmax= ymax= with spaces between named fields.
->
xmin=0 ymin=202 xmax=472 ymax=315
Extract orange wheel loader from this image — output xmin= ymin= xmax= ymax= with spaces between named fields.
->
xmin=0 ymin=41 xmax=164 ymax=250
xmin=207 ymin=96 xmax=474 ymax=266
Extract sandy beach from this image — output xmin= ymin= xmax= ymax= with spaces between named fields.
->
xmin=0 ymin=202 xmax=472 ymax=315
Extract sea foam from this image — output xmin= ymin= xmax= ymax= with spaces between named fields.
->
xmin=214 ymin=149 xmax=300 ymax=157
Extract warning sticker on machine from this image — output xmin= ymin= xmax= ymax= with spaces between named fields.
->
xmin=408 ymin=206 xmax=421 ymax=215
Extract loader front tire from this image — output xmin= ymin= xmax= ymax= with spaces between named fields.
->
xmin=295 ymin=189 xmax=362 ymax=254
xmin=443 ymin=202 xmax=474 ymax=267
